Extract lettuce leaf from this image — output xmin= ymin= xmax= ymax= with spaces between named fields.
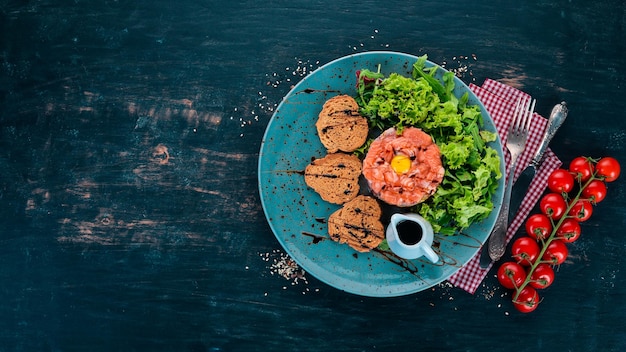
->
xmin=355 ymin=55 xmax=502 ymax=234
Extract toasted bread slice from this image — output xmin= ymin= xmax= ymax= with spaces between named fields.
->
xmin=304 ymin=153 xmax=362 ymax=204
xmin=328 ymin=195 xmax=384 ymax=252
xmin=316 ymin=95 xmax=369 ymax=153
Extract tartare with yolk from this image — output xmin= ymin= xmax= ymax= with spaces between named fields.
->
xmin=362 ymin=127 xmax=444 ymax=207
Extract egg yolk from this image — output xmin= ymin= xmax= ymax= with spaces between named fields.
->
xmin=390 ymin=154 xmax=412 ymax=175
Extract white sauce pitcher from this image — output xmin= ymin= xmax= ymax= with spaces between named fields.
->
xmin=386 ymin=213 xmax=439 ymax=263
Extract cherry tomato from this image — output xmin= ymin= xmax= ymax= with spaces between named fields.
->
xmin=569 ymin=157 xmax=594 ymax=182
xmin=525 ymin=213 xmax=552 ymax=241
xmin=582 ymin=179 xmax=607 ymax=204
xmin=497 ymin=261 xmax=526 ymax=290
xmin=542 ymin=239 xmax=568 ymax=265
xmin=568 ymin=199 xmax=593 ymax=222
xmin=513 ymin=286 xmax=540 ymax=313
xmin=529 ymin=263 xmax=555 ymax=289
xmin=547 ymin=168 xmax=575 ymax=194
xmin=556 ymin=218 xmax=582 ymax=243
xmin=595 ymin=157 xmax=621 ymax=182
xmin=539 ymin=193 xmax=567 ymax=220
xmin=511 ymin=237 xmax=540 ymax=266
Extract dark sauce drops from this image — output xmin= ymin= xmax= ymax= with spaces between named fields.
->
xmin=396 ymin=220 xmax=423 ymax=245
xmin=302 ymin=232 xmax=325 ymax=244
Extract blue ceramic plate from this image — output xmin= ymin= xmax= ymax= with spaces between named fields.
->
xmin=258 ymin=51 xmax=505 ymax=297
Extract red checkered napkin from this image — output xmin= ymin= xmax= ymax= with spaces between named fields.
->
xmin=447 ymin=79 xmax=562 ymax=294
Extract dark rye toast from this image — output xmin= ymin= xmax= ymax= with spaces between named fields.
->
xmin=315 ymin=95 xmax=369 ymax=153
xmin=304 ymin=153 xmax=362 ymax=204
xmin=327 ymin=195 xmax=385 ymax=253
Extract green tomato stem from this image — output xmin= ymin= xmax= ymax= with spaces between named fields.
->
xmin=511 ymin=170 xmax=598 ymax=301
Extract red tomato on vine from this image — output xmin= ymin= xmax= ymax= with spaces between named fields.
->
xmin=542 ymin=239 xmax=568 ymax=265
xmin=525 ymin=214 xmax=552 ymax=240
xmin=547 ymin=168 xmax=575 ymax=193
xmin=556 ymin=218 xmax=581 ymax=243
xmin=582 ymin=179 xmax=607 ymax=204
xmin=569 ymin=157 xmax=594 ymax=182
xmin=540 ymin=193 xmax=567 ymax=220
xmin=498 ymin=155 xmax=621 ymax=314
xmin=511 ymin=237 xmax=540 ymax=266
xmin=513 ymin=287 xmax=540 ymax=313
xmin=529 ymin=263 xmax=555 ymax=289
xmin=568 ymin=199 xmax=593 ymax=222
xmin=497 ymin=261 xmax=526 ymax=290
xmin=595 ymin=157 xmax=620 ymax=182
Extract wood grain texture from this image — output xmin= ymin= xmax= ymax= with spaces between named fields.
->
xmin=1 ymin=0 xmax=625 ymax=351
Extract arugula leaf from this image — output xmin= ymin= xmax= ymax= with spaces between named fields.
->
xmin=412 ymin=55 xmax=448 ymax=102
xmin=355 ymin=67 xmax=384 ymax=109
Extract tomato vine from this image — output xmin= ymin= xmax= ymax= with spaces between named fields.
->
xmin=498 ymin=156 xmax=621 ymax=313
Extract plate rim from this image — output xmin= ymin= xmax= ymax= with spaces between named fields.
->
xmin=258 ymin=50 xmax=505 ymax=297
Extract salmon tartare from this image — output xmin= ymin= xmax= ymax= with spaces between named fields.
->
xmin=362 ymin=127 xmax=444 ymax=207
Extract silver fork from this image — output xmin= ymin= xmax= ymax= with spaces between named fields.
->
xmin=486 ymin=97 xmax=535 ymax=263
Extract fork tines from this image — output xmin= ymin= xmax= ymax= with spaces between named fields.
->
xmin=511 ymin=97 xmax=535 ymax=135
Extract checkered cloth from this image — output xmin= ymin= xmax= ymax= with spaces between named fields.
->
xmin=447 ymin=79 xmax=562 ymax=294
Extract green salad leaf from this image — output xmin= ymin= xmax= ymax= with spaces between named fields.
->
xmin=355 ymin=54 xmax=501 ymax=234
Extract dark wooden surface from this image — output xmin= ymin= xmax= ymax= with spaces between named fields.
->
xmin=1 ymin=1 xmax=625 ymax=351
